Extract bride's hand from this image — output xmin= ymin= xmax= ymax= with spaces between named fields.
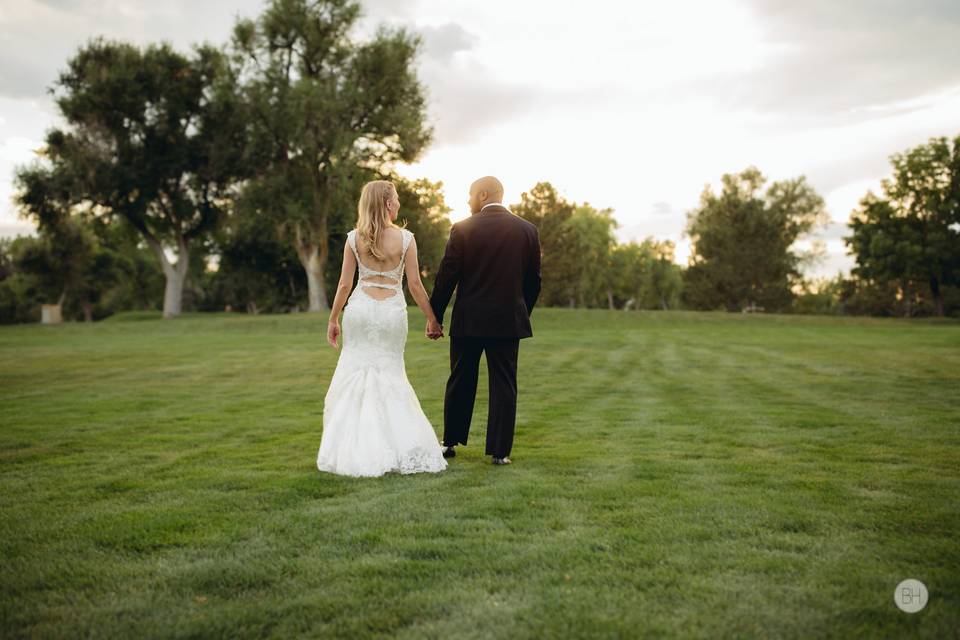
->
xmin=327 ymin=320 xmax=341 ymax=348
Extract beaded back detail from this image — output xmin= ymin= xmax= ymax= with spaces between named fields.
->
xmin=347 ymin=228 xmax=412 ymax=292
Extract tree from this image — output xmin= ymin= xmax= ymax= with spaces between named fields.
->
xmin=846 ymin=135 xmax=960 ymax=316
xmin=846 ymin=195 xmax=925 ymax=316
xmin=566 ymin=204 xmax=618 ymax=308
xmin=647 ymin=240 xmax=684 ymax=310
xmin=610 ymin=239 xmax=683 ymax=310
xmin=11 ymin=229 xmax=89 ymax=316
xmin=6 ymin=154 xmax=118 ymax=322
xmin=230 ymin=0 xmax=431 ymax=312
xmin=0 ymin=237 xmax=42 ymax=324
xmin=208 ymin=210 xmax=307 ymax=314
xmin=15 ymin=39 xmax=245 ymax=318
xmin=86 ymin=220 xmax=165 ymax=316
xmin=2 ymin=213 xmax=159 ymax=323
xmin=12 ymin=158 xmax=90 ymax=317
xmin=609 ymin=242 xmax=646 ymax=309
xmin=683 ymin=167 xmax=828 ymax=312
xmin=792 ymin=274 xmax=845 ymax=315
xmin=837 ymin=276 xmax=901 ymax=317
xmin=512 ymin=182 xmax=578 ymax=306
xmin=512 ymin=182 xmax=684 ymax=310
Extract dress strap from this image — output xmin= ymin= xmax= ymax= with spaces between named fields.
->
xmin=400 ymin=229 xmax=413 ymax=261
xmin=346 ymin=229 xmax=359 ymax=259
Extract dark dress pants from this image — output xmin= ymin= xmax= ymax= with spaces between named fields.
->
xmin=442 ymin=335 xmax=520 ymax=457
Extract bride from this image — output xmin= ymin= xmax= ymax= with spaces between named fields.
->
xmin=317 ymin=180 xmax=448 ymax=477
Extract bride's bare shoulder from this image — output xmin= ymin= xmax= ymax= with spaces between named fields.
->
xmin=386 ymin=225 xmax=409 ymax=246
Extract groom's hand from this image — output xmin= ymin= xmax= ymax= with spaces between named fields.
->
xmin=426 ymin=318 xmax=443 ymax=340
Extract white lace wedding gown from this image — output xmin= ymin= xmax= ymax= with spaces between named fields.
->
xmin=317 ymin=228 xmax=448 ymax=477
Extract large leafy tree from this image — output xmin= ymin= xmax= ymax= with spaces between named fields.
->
xmin=845 ymin=195 xmax=924 ymax=316
xmin=15 ymin=39 xmax=245 ymax=318
xmin=846 ymin=135 xmax=960 ymax=316
xmin=512 ymin=182 xmax=578 ymax=306
xmin=683 ymin=167 xmax=827 ymax=312
xmin=230 ymin=0 xmax=431 ymax=311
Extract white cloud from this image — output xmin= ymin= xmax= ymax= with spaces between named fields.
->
xmin=731 ymin=0 xmax=960 ymax=115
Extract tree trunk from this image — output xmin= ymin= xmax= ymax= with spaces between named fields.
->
xmin=305 ymin=263 xmax=328 ymax=311
xmin=300 ymin=170 xmax=332 ymax=313
xmin=297 ymin=238 xmax=329 ymax=312
xmin=606 ymin=289 xmax=614 ymax=310
xmin=162 ymin=272 xmax=186 ymax=318
xmin=145 ymin=233 xmax=190 ymax=319
xmin=81 ymin=300 xmax=93 ymax=322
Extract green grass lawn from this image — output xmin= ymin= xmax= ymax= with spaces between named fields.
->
xmin=1 ymin=308 xmax=958 ymax=638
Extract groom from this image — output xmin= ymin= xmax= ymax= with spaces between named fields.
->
xmin=427 ymin=176 xmax=541 ymax=465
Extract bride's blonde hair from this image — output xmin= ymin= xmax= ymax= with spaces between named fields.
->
xmin=356 ymin=180 xmax=400 ymax=261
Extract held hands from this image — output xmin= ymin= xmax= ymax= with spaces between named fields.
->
xmin=327 ymin=320 xmax=341 ymax=348
xmin=425 ymin=317 xmax=444 ymax=340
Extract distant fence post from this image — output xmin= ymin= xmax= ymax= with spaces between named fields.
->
xmin=41 ymin=304 xmax=62 ymax=324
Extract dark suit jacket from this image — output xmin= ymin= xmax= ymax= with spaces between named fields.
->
xmin=430 ymin=204 xmax=542 ymax=339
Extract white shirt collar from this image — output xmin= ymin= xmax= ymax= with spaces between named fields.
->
xmin=480 ymin=202 xmax=506 ymax=212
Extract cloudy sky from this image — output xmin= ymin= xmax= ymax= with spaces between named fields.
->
xmin=2 ymin=0 xmax=959 ymax=277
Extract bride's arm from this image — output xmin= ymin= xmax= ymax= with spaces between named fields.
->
xmin=327 ymin=239 xmax=357 ymax=348
xmin=403 ymin=237 xmax=440 ymax=330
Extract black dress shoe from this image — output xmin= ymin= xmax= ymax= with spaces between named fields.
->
xmin=491 ymin=456 xmax=512 ymax=465
xmin=441 ymin=446 xmax=456 ymax=458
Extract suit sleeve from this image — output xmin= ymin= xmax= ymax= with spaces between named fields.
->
xmin=430 ymin=224 xmax=463 ymax=327
xmin=523 ymin=227 xmax=542 ymax=316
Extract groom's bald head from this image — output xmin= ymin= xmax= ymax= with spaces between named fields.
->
xmin=468 ymin=176 xmax=504 ymax=214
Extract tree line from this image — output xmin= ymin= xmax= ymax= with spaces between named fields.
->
xmin=2 ymin=0 xmax=958 ymax=322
